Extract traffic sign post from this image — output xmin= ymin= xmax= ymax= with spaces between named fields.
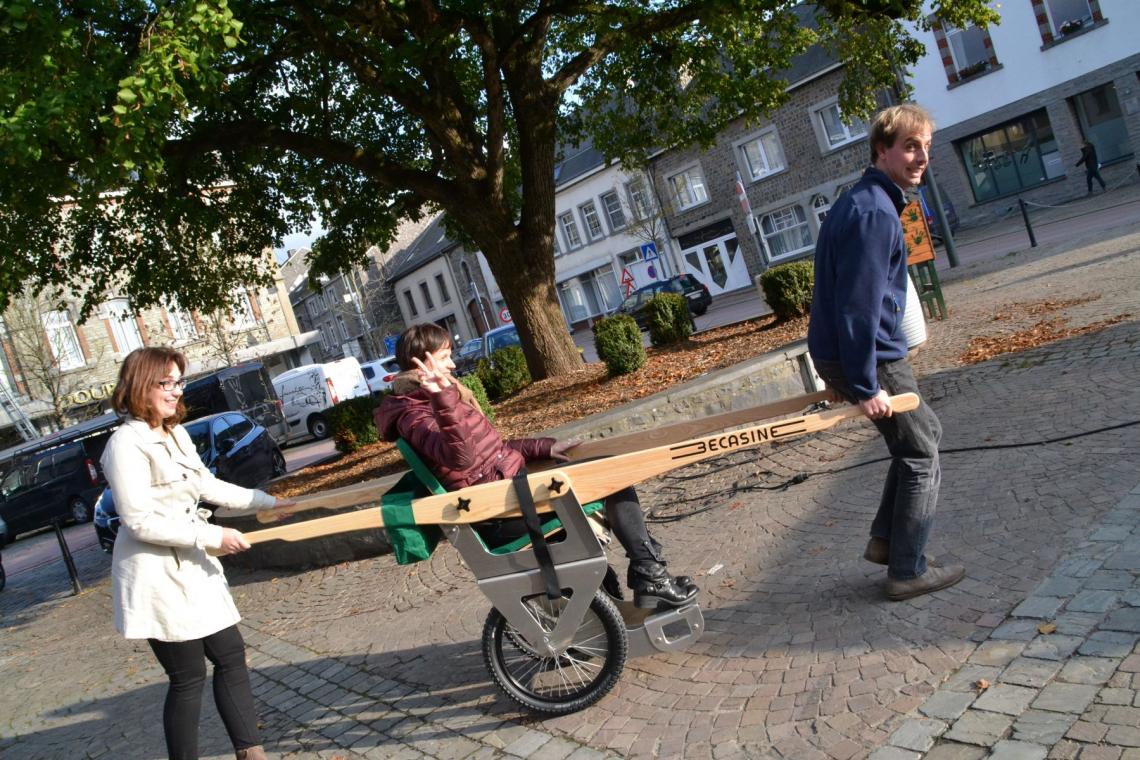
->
xmin=498 ymin=307 xmax=512 ymax=324
xmin=619 ymin=267 xmax=636 ymax=297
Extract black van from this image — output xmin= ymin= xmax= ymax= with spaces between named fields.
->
xmin=182 ymin=363 xmax=288 ymax=445
xmin=0 ymin=438 xmax=108 ymax=544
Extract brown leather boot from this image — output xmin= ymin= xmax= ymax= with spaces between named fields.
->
xmin=236 ymin=746 xmax=268 ymax=760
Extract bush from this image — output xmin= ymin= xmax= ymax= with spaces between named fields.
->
xmin=644 ymin=292 xmax=693 ymax=346
xmin=458 ymin=373 xmax=495 ymax=422
xmin=327 ymin=395 xmax=381 ymax=453
xmin=760 ymin=260 xmax=814 ymax=320
xmin=476 ymin=345 xmax=532 ymax=401
xmin=593 ymin=314 xmax=646 ymax=377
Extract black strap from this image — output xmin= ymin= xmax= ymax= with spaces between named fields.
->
xmin=512 ymin=469 xmax=561 ymax=600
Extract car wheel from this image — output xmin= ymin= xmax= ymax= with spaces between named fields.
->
xmin=69 ymin=496 xmax=92 ymax=523
xmin=271 ymin=448 xmax=287 ymax=477
xmin=308 ymin=414 xmax=330 ymax=439
xmin=693 ymin=305 xmax=708 ymax=316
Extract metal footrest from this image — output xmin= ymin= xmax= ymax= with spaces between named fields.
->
xmin=625 ymin=602 xmax=704 ymax=658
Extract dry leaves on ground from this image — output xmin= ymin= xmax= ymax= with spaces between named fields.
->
xmin=270 ymin=315 xmax=808 ymax=497
xmin=959 ymin=313 xmax=1131 ymax=365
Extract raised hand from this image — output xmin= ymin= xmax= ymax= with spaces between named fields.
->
xmin=411 ymin=353 xmax=453 ymax=394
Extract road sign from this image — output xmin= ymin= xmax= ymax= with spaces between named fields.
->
xmin=620 ymin=267 xmax=636 ymax=297
xmin=640 ymin=242 xmax=659 ymax=261
xmin=498 ymin=307 xmax=512 ymax=323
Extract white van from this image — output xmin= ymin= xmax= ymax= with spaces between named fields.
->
xmin=271 ymin=358 xmax=370 ymax=443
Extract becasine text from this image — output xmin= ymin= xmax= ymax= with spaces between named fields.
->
xmin=669 ymin=420 xmax=809 ymax=460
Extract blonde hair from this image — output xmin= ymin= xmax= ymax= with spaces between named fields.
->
xmin=869 ymin=104 xmax=935 ymax=164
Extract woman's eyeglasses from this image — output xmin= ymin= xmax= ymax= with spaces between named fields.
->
xmin=156 ymin=379 xmax=186 ymax=392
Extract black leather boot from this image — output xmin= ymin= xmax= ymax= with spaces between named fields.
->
xmin=628 ymin=559 xmax=699 ymax=609
xmin=648 ymin=537 xmax=697 ymax=592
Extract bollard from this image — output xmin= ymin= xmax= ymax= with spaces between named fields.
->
xmin=1018 ymin=198 xmax=1038 ymax=248
xmin=52 ymin=519 xmax=82 ymax=595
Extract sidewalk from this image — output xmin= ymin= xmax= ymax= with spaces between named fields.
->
xmin=1 ymin=186 xmax=1138 ymax=759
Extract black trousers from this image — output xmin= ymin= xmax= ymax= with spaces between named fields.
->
xmin=475 ymin=486 xmax=658 ymax=563
xmin=148 ymin=624 xmax=261 ymax=760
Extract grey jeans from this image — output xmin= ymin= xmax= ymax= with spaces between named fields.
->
xmin=812 ymin=358 xmax=942 ymax=580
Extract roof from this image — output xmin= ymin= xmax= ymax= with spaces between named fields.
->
xmin=384 ymin=214 xmax=458 ymax=282
xmin=0 ymin=412 xmax=121 ymax=465
xmin=554 ymin=138 xmax=608 ymax=188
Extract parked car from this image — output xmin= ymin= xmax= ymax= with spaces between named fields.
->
xmin=93 ymin=411 xmax=285 ymax=552
xmin=182 ymin=362 xmax=288 ymax=445
xmin=0 ymin=438 xmax=108 ymax=545
xmin=614 ymin=274 xmax=711 ymax=330
xmin=452 ymin=337 xmax=483 ymax=376
xmin=360 ymin=355 xmax=402 ymax=395
xmin=272 ymin=357 xmax=370 ymax=443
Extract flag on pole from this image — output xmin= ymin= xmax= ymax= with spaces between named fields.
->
xmin=734 ymin=171 xmax=757 ymax=234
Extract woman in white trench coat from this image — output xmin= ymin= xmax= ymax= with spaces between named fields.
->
xmin=101 ymin=347 xmax=293 ymax=760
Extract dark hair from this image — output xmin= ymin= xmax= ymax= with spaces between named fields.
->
xmin=110 ymin=347 xmax=187 ymax=430
xmin=395 ymin=323 xmax=452 ymax=371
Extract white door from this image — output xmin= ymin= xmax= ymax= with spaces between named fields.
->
xmin=680 ymin=234 xmax=750 ymax=295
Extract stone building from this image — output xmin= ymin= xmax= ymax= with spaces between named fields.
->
xmin=0 ymin=258 xmax=315 ymax=444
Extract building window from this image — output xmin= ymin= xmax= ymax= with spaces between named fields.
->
xmin=667 ymin=166 xmax=709 ymax=210
xmin=100 ymin=298 xmax=144 ymax=353
xmin=337 ymin=316 xmax=350 ymax=341
xmin=305 ymin=298 xmax=321 ymax=320
xmin=41 ymin=310 xmax=85 ymax=371
xmin=814 ymin=103 xmax=867 ymax=149
xmin=738 ymin=129 xmax=786 ymax=181
xmin=579 ymin=200 xmax=604 ymax=241
xmin=600 ymin=190 xmax=626 ymax=231
xmin=435 ymin=273 xmax=451 ymax=303
xmin=758 ymin=205 xmax=814 ymax=261
xmin=957 ymin=109 xmax=1062 ymax=203
xmin=933 ymin=18 xmax=998 ymax=84
xmin=559 ymin=211 xmax=583 ymax=249
xmin=1073 ymin=82 xmax=1132 ymax=164
xmin=811 ymin=194 xmax=831 ymax=226
xmin=403 ymin=289 xmax=418 ymax=317
xmin=168 ymin=302 xmax=199 ymax=342
xmin=552 ymin=233 xmax=562 ymax=258
xmin=230 ymin=288 xmax=257 ymax=330
xmin=1043 ymin=0 xmax=1096 ymax=37
xmin=626 ymin=177 xmax=653 ymax=220
xmin=418 ymin=281 xmax=434 ymax=310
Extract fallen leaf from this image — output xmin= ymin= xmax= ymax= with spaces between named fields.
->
xmin=1037 ymin=622 xmax=1057 ymax=634
xmin=974 ymin=678 xmax=990 ymax=691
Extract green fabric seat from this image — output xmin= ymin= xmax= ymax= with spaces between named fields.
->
xmin=394 ymin=439 xmax=605 ymax=557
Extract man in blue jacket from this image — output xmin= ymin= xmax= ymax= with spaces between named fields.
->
xmin=808 ymin=103 xmax=964 ymax=601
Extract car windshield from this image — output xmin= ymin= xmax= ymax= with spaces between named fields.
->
xmin=457 ymin=339 xmax=482 ymax=357
xmin=487 ymin=329 xmax=519 ymax=353
xmin=184 ymin=421 xmax=211 ymax=457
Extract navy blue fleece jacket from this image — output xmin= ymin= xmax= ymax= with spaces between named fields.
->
xmin=807 ymin=166 xmax=909 ymax=399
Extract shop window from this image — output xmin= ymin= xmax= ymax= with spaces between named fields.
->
xmin=579 ymin=200 xmax=604 ymax=241
xmin=559 ymin=211 xmax=582 ymax=250
xmin=42 ymin=310 xmax=85 ymax=371
xmin=758 ymin=205 xmax=813 ymax=261
xmin=814 ymin=103 xmax=867 ymax=150
xmin=600 ymin=190 xmax=626 ymax=231
xmin=666 ymin=165 xmax=709 ymax=210
xmin=1073 ymin=83 xmax=1132 ymax=164
xmin=738 ymin=129 xmax=786 ymax=181
xmin=956 ymin=109 xmax=1062 ymax=203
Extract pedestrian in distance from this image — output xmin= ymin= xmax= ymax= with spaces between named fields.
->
xmin=102 ymin=347 xmax=295 ymax=760
xmin=375 ymin=323 xmax=698 ymax=609
xmin=1076 ymin=139 xmax=1107 ymax=194
xmin=807 ymin=103 xmax=965 ymax=601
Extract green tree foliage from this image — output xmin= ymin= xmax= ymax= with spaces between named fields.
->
xmin=1 ymin=0 xmax=998 ymax=377
xmin=593 ymin=314 xmax=646 ymax=377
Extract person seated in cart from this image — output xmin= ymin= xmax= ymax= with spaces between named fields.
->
xmin=375 ymin=323 xmax=697 ymax=609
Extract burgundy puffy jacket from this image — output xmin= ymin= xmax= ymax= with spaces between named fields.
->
xmin=374 ymin=383 xmax=554 ymax=491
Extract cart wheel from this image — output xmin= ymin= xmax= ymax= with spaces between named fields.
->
xmin=482 ymin=590 xmax=626 ymax=715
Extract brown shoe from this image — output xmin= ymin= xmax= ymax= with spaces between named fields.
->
xmin=886 ymin=564 xmax=965 ymax=601
xmin=236 ymin=746 xmax=268 ymax=760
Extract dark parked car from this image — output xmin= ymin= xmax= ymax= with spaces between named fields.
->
xmin=182 ymin=363 xmax=288 ymax=445
xmin=94 ymin=411 xmax=285 ymax=551
xmin=452 ymin=337 xmax=483 ymax=377
xmin=0 ymin=438 xmax=108 ymax=545
xmin=614 ymin=274 xmax=711 ymax=330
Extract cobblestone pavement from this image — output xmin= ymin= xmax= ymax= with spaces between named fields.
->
xmin=1 ymin=204 xmax=1138 ymax=759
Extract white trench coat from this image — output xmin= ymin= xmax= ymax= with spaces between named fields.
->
xmin=101 ymin=417 xmax=275 ymax=642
